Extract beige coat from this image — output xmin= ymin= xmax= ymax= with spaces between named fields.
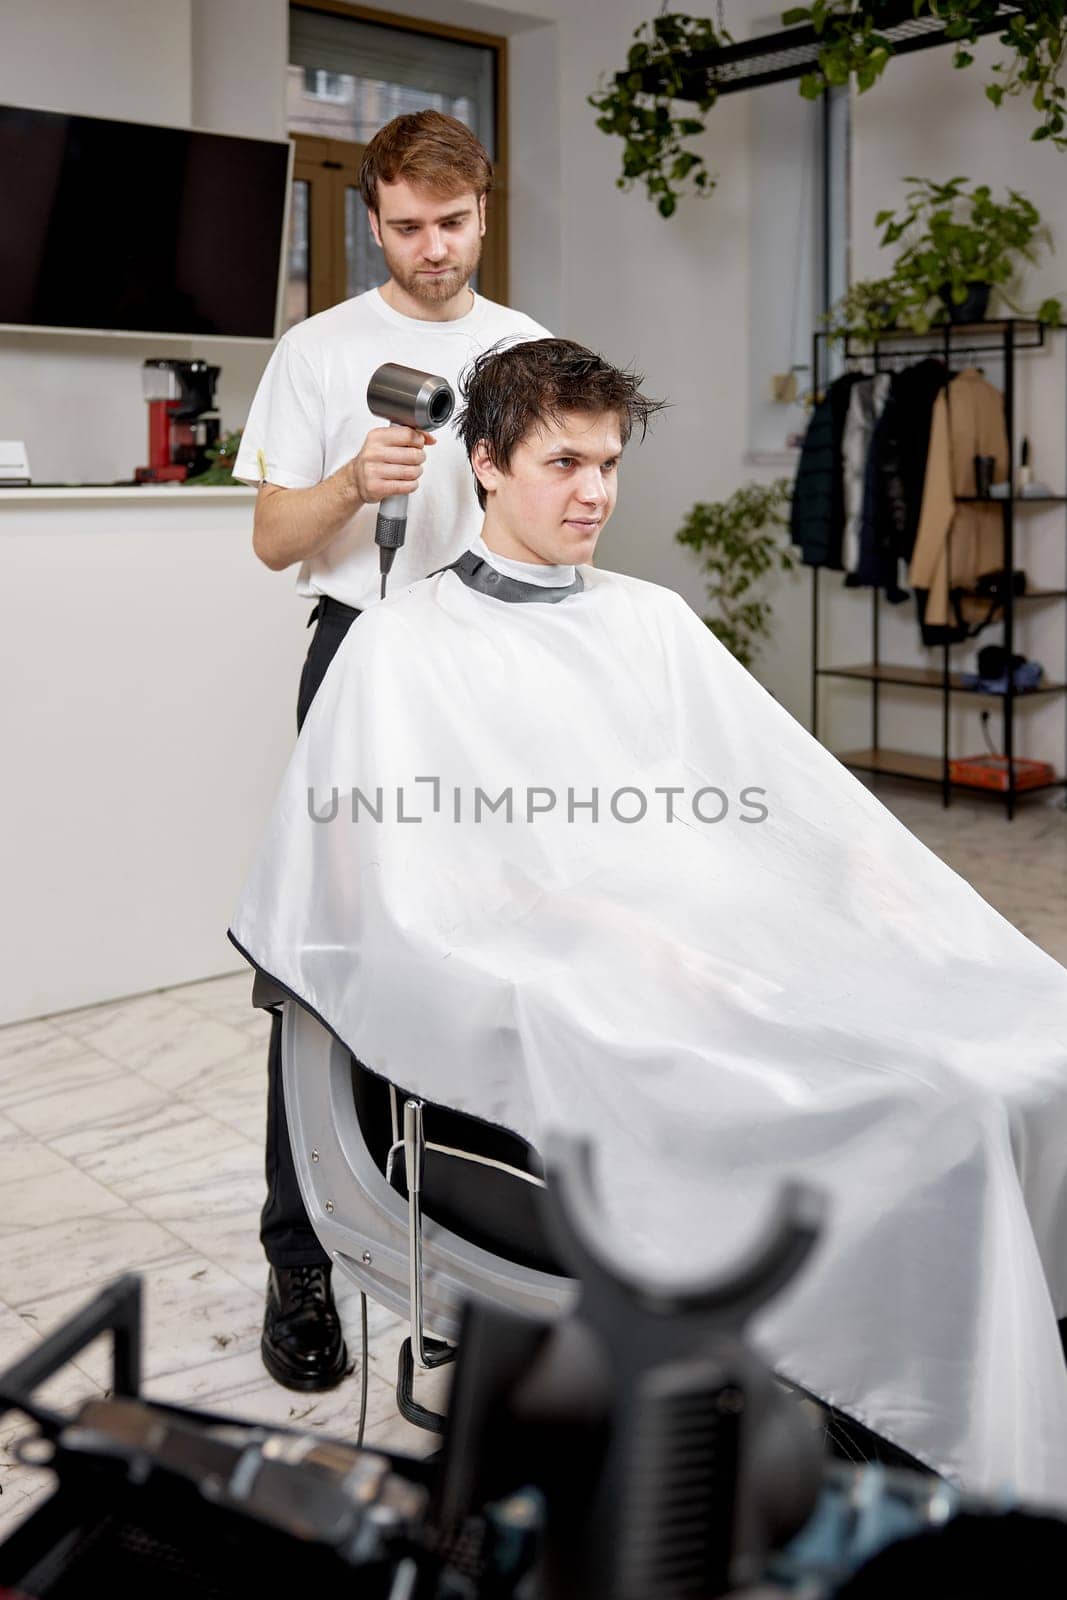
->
xmin=908 ymin=368 xmax=1008 ymax=627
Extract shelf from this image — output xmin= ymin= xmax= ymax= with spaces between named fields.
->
xmin=839 ymin=747 xmax=943 ymax=781
xmin=816 ymin=664 xmax=1065 ymax=696
xmin=818 ymin=317 xmax=1053 ymax=358
xmin=955 ymin=588 xmax=1067 ymax=602
xmin=836 ymin=747 xmax=1067 ymax=796
xmin=818 ymin=317 xmax=1047 ymax=338
xmin=954 ymin=494 xmax=1067 ymax=504
xmin=810 ymin=314 xmax=1067 ymax=816
xmin=0 ymin=485 xmax=256 ymax=503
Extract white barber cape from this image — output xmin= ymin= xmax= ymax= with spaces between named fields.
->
xmin=231 ymin=556 xmax=1067 ymax=1505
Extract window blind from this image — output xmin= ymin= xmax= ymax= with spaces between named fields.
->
xmin=289 ymin=7 xmax=494 ymax=154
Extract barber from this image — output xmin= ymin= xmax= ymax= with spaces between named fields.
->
xmin=234 ymin=110 xmax=549 ymax=1392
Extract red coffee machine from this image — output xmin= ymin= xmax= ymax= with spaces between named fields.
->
xmin=135 ymin=358 xmax=221 ymax=483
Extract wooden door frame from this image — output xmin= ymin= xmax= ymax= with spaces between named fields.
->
xmin=292 ymin=137 xmax=337 ymax=315
xmin=289 ymin=0 xmax=509 ymax=305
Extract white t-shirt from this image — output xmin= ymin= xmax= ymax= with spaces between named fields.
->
xmin=234 ymin=288 xmax=550 ymax=611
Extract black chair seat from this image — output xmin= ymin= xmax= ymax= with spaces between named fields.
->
xmin=349 ymin=1058 xmax=565 ymax=1277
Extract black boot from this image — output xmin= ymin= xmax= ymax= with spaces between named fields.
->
xmin=261 ymin=1264 xmax=348 ymax=1391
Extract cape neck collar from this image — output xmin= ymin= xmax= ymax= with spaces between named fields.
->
xmin=446 ymin=538 xmax=584 ymax=604
xmin=472 ymin=533 xmax=576 ymax=587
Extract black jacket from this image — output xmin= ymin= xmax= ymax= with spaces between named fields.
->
xmin=851 ymin=359 xmax=948 ymax=602
xmin=790 ymin=372 xmax=863 ymax=569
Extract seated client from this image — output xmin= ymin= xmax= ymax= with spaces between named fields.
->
xmin=232 ymin=338 xmax=1067 ymax=1507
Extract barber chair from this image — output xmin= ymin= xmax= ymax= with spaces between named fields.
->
xmin=271 ymin=994 xmax=576 ymax=1430
xmin=264 ymin=992 xmax=938 ymax=1473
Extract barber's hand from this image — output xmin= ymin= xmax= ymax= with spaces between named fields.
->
xmin=350 ymin=424 xmax=436 ymax=504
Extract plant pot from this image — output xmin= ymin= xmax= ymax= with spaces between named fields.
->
xmin=938 ymin=282 xmax=991 ymax=324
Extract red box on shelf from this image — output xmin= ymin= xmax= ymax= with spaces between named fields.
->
xmin=948 ymin=755 xmax=1056 ymax=792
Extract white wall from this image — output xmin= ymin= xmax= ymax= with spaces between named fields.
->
xmin=0 ymin=0 xmax=193 ymax=124
xmin=506 ymin=18 xmax=561 ymax=335
xmin=191 ymin=0 xmax=288 ymax=139
xmin=0 ymin=0 xmax=287 ymax=485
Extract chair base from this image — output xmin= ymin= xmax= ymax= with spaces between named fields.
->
xmin=396 ymin=1334 xmax=455 ymax=1433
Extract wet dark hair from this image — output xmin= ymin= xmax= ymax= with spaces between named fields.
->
xmin=456 ymin=338 xmax=665 ymax=508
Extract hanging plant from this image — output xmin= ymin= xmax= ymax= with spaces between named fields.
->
xmin=675 ymin=480 xmax=795 ymax=668
xmin=592 ymin=6 xmax=1067 ymax=215
xmin=784 ymin=0 xmax=896 ymax=95
xmin=982 ymin=4 xmax=1067 ymax=144
xmin=588 ymin=11 xmax=729 ymax=217
xmin=785 ymin=1 xmax=1067 ymax=148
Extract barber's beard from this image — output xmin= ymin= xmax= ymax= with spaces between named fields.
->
xmin=385 ymin=236 xmax=483 ymax=306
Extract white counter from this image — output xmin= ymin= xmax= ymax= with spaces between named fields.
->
xmin=0 ymin=489 xmax=310 ymax=1024
xmin=0 ymin=486 xmax=257 ymax=502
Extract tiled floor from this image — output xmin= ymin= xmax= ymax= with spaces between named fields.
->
xmin=0 ymin=780 xmax=1064 ymax=1539
xmin=0 ymin=973 xmax=446 ymax=1540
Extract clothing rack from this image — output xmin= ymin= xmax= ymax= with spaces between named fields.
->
xmin=837 ymin=321 xmax=1047 ymax=365
xmin=808 ymin=317 xmax=1067 ymax=819
xmin=836 ymin=347 xmax=987 ymax=373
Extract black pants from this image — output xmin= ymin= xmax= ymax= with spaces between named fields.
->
xmin=260 ymin=597 xmax=359 ymax=1268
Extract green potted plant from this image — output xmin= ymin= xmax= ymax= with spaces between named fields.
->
xmin=824 ymin=179 xmax=1064 ymax=342
xmin=184 ymin=429 xmax=244 ymax=486
xmin=879 ymin=176 xmax=1062 ymax=327
xmin=821 ymin=274 xmax=917 ymax=344
xmin=675 ymin=480 xmax=794 ymax=669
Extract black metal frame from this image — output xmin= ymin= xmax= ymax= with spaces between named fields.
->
xmin=622 ymin=3 xmax=1021 ymax=101
xmin=0 ymin=1274 xmax=143 ymax=1430
xmin=810 ymin=316 xmax=1067 ymax=820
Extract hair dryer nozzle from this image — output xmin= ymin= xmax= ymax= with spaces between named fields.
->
xmin=366 ymin=363 xmax=455 ymax=432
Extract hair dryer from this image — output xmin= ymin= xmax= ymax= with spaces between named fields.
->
xmin=365 ymin=363 xmax=456 ymax=596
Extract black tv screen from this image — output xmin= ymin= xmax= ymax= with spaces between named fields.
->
xmin=0 ymin=104 xmax=291 ymax=339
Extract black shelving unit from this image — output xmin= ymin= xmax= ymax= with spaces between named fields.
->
xmin=809 ymin=316 xmax=1067 ymax=820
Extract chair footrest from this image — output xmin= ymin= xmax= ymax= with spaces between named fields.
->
xmin=396 ymin=1335 xmax=455 ymax=1433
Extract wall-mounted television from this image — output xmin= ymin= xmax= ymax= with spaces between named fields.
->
xmin=0 ymin=103 xmax=292 ymax=341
